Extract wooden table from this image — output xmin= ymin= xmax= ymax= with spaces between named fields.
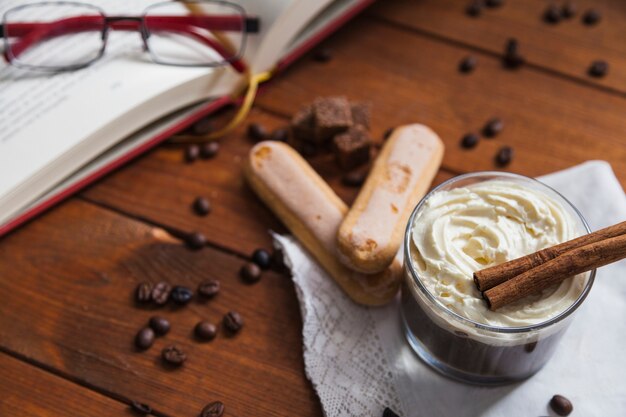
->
xmin=1 ymin=1 xmax=625 ymax=416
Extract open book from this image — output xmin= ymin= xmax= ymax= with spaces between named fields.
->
xmin=0 ymin=0 xmax=373 ymax=236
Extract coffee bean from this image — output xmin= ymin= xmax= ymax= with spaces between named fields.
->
xmin=162 ymin=345 xmax=186 ymax=365
xmin=184 ymin=145 xmax=200 ymax=162
xmin=186 ymin=231 xmax=207 ymax=250
xmin=544 ymin=4 xmax=562 ymax=23
xmin=588 ymin=60 xmax=608 ymax=78
xmin=382 ymin=407 xmax=400 ymax=417
xmin=313 ymin=48 xmax=333 ymax=62
xmin=170 ymin=286 xmax=193 ymax=305
xmin=465 ymin=1 xmax=482 ymax=17
xmin=198 ymin=279 xmax=220 ymax=298
xmin=458 ymin=56 xmax=477 ymax=73
xmin=135 ymin=282 xmax=153 ymax=303
xmin=240 ymin=262 xmax=262 ymax=283
xmin=483 ymin=118 xmax=504 ymax=137
xmin=561 ymin=2 xmax=577 ymax=18
xmin=247 ymin=123 xmax=268 ymax=142
xmin=495 ymin=146 xmax=514 ymax=166
xmin=149 ymin=316 xmax=170 ymax=336
xmin=270 ymin=127 xmax=289 ymax=142
xmin=193 ymin=197 xmax=211 ymax=216
xmin=503 ymin=53 xmax=525 ymax=69
xmin=190 ymin=118 xmax=213 ymax=136
xmin=130 ymin=401 xmax=152 ymax=415
xmin=460 ymin=133 xmax=480 ymax=149
xmin=200 ymin=142 xmax=220 ymax=159
xmin=201 ymin=401 xmax=225 ymax=417
xmin=251 ymin=248 xmax=272 ymax=270
xmin=151 ymin=281 xmax=172 ymax=306
xmin=223 ymin=311 xmax=243 ymax=333
xmin=195 ymin=321 xmax=217 ymax=341
xmin=135 ymin=327 xmax=155 ymax=350
xmin=582 ymin=9 xmax=601 ymax=25
xmin=342 ymin=169 xmax=368 ymax=187
xmin=505 ymin=38 xmax=518 ymax=55
xmin=549 ymin=395 xmax=573 ymax=416
xmin=485 ymin=0 xmax=503 ymax=8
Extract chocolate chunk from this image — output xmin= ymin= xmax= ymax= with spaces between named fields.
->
xmin=495 ymin=146 xmax=514 ymax=166
xmin=200 ymin=142 xmax=220 ymax=159
xmin=251 ymin=249 xmax=272 ymax=270
xmin=588 ymin=60 xmax=608 ymax=78
xmin=135 ymin=282 xmax=153 ymax=303
xmin=459 ymin=56 xmax=477 ymax=73
xmin=198 ymin=279 xmax=220 ymax=298
xmin=240 ymin=262 xmax=262 ymax=283
xmin=582 ymin=9 xmax=601 ymax=25
xmin=270 ymin=127 xmax=289 ymax=142
xmin=151 ymin=281 xmax=172 ymax=306
xmin=561 ymin=2 xmax=577 ymax=18
xmin=549 ymin=395 xmax=573 ymax=416
xmin=201 ymin=401 xmax=225 ymax=417
xmin=465 ymin=1 xmax=482 ymax=17
xmin=193 ymin=197 xmax=211 ymax=216
xmin=524 ymin=341 xmax=537 ymax=352
xmin=149 ymin=316 xmax=170 ymax=336
xmin=350 ymin=102 xmax=371 ymax=128
xmin=485 ymin=0 xmax=503 ymax=7
xmin=223 ymin=311 xmax=243 ymax=333
xmin=195 ymin=321 xmax=217 ymax=341
xmin=382 ymin=407 xmax=400 ymax=417
xmin=130 ymin=401 xmax=152 ymax=415
xmin=184 ymin=145 xmax=200 ymax=162
xmin=161 ymin=345 xmax=186 ymax=365
xmin=247 ymin=123 xmax=268 ymax=142
xmin=313 ymin=48 xmax=332 ymax=63
xmin=544 ymin=4 xmax=562 ymax=23
xmin=332 ymin=125 xmax=371 ymax=170
xmin=342 ymin=166 xmax=369 ymax=187
xmin=483 ymin=118 xmax=504 ymax=137
xmin=313 ymin=96 xmax=353 ymax=142
xmin=291 ymin=105 xmax=315 ymax=140
xmin=461 ymin=133 xmax=480 ymax=149
xmin=186 ymin=231 xmax=207 ymax=250
xmin=189 ymin=117 xmax=213 ymax=136
xmin=135 ymin=327 xmax=155 ymax=350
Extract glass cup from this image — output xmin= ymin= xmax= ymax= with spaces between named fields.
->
xmin=401 ymin=172 xmax=595 ymax=385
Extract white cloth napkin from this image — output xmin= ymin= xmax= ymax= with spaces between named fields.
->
xmin=273 ymin=161 xmax=626 ymax=417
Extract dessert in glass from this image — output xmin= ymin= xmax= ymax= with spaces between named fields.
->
xmin=401 ymin=172 xmax=595 ymax=385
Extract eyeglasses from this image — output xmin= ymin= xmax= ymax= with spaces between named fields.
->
xmin=0 ymin=1 xmax=259 ymax=72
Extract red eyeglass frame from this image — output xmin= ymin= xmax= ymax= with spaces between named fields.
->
xmin=0 ymin=1 xmax=259 ymax=73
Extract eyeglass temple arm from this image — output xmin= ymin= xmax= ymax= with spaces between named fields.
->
xmin=3 ymin=17 xmax=250 ymax=72
xmin=0 ymin=15 xmax=259 ymax=38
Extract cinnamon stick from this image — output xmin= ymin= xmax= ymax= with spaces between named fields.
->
xmin=474 ymin=221 xmax=626 ymax=292
xmin=483 ymin=233 xmax=626 ymax=310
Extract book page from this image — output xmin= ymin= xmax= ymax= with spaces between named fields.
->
xmin=0 ymin=0 xmax=235 ymax=212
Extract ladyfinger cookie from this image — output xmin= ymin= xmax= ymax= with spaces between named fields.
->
xmin=244 ymin=141 xmax=401 ymax=306
xmin=337 ymin=124 xmax=444 ymax=273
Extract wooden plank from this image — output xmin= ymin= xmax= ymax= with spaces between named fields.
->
xmin=370 ymin=0 xmax=626 ymax=94
xmin=255 ymin=17 xmax=626 ymax=187
xmin=82 ymin=108 xmax=456 ymax=256
xmin=0 ymin=200 xmax=321 ymax=417
xmin=0 ymin=352 xmax=131 ymax=417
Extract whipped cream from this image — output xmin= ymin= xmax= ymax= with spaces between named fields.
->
xmin=410 ymin=180 xmax=588 ymax=327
